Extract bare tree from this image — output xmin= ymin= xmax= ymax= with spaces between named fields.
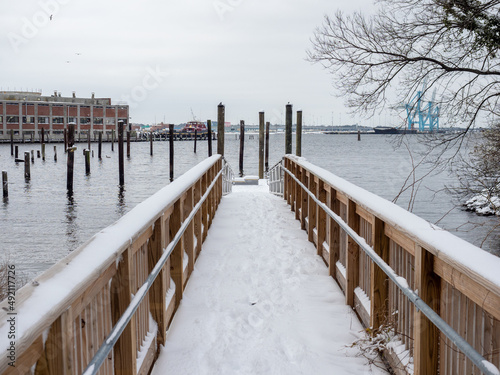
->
xmin=307 ymin=0 xmax=500 ymax=134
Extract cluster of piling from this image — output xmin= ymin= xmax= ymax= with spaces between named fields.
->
xmin=3 ymin=102 xmax=305 ymax=200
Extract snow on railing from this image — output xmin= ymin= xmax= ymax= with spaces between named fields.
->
xmin=268 ymin=159 xmax=284 ymax=196
xmin=0 ymin=155 xmax=225 ymax=374
xmin=282 ymin=155 xmax=500 ymax=375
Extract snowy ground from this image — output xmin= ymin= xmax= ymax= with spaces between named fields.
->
xmin=151 ymin=182 xmax=388 ymax=375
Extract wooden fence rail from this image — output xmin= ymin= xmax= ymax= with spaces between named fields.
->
xmin=281 ymin=155 xmax=500 ymax=375
xmin=0 ymin=155 xmax=226 ymax=375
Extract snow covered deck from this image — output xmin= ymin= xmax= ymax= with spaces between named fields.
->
xmin=151 ymin=182 xmax=387 ymax=374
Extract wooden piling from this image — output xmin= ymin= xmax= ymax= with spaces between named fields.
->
xmin=259 ymin=112 xmax=265 ymax=179
xmin=239 ymin=120 xmax=245 ymax=177
xmin=67 ymin=123 xmax=75 ymax=192
xmin=217 ymin=103 xmax=225 ymax=156
xmin=54 ymin=146 xmax=57 ymax=162
xmin=98 ymin=132 xmax=102 ymax=159
xmin=15 ymin=146 xmax=18 ymax=159
xmin=37 ymin=150 xmax=41 ymax=158
xmin=87 ymin=131 xmax=91 ymax=151
xmin=10 ymin=130 xmax=14 ymax=156
xmin=150 ymin=132 xmax=153 ymax=156
xmin=127 ymin=130 xmax=131 ymax=158
xmin=296 ymin=110 xmax=302 ymax=157
xmin=358 ymin=130 xmax=361 ymax=141
xmin=24 ymin=152 xmax=30 ymax=181
xmin=118 ymin=121 xmax=124 ymax=186
xmin=286 ymin=103 xmax=292 ymax=154
xmin=31 ymin=150 xmax=34 ymax=163
xmin=41 ymin=128 xmax=45 ymax=161
xmin=207 ymin=120 xmax=213 ymax=157
xmin=85 ymin=149 xmax=91 ymax=175
xmin=63 ymin=129 xmax=68 ymax=153
xmin=2 ymin=171 xmax=8 ymax=198
xmin=112 ymin=129 xmax=115 ymax=152
xmin=169 ymin=124 xmax=174 ymax=182
xmin=194 ymin=129 xmax=197 ymax=153
xmin=265 ymin=121 xmax=270 ymax=172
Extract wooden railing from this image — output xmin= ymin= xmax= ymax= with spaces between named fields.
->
xmin=281 ymin=155 xmax=500 ymax=375
xmin=0 ymin=155 xmax=226 ymax=375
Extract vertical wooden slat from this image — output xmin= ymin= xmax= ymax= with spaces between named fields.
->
xmin=295 ymin=166 xmax=302 ymax=221
xmin=194 ymin=180 xmax=203 ymax=257
xmin=300 ymin=169 xmax=308 ymax=230
xmin=346 ymin=199 xmax=359 ymax=307
xmin=170 ymin=200 xmax=184 ymax=310
xmin=307 ymin=173 xmax=315 ymax=241
xmin=414 ymin=246 xmax=440 ymax=375
xmin=110 ymin=247 xmax=137 ymax=375
xmin=371 ymin=218 xmax=389 ymax=331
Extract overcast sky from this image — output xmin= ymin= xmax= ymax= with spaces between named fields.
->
xmin=1 ymin=0 xmax=386 ymax=126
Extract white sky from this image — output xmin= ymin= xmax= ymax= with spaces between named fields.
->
xmin=0 ymin=0 xmax=383 ymax=126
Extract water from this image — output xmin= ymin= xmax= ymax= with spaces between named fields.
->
xmin=1 ymin=133 xmax=499 ymax=281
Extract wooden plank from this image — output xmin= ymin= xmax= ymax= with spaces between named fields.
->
xmin=414 ymin=246 xmax=440 ymax=375
xmin=5 ymin=335 xmax=43 ymax=375
xmin=370 ymin=218 xmax=389 ymax=331
xmin=110 ymin=248 xmax=137 ymax=375
xmin=434 ymin=257 xmax=500 ymax=321
xmin=300 ymin=169 xmax=308 ymax=230
xmin=346 ymin=199 xmax=360 ymax=307
xmin=71 ymin=263 xmax=116 ymax=318
xmin=148 ymin=217 xmax=168 ymax=347
xmin=184 ymin=187 xmax=195 ymax=278
xmin=336 ymin=191 xmax=348 ymax=206
xmin=336 ymin=262 xmax=347 ymax=294
xmin=194 ymin=180 xmax=203 ymax=258
xmin=384 ymin=225 xmax=415 ymax=256
xmin=354 ymin=291 xmax=370 ymax=328
xmin=137 ymin=335 xmax=157 ymax=375
xmin=130 ymin=226 xmax=153 ymax=255
xmin=356 ymin=205 xmax=374 ymax=224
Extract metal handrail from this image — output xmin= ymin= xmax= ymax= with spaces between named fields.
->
xmin=268 ymin=159 xmax=284 ymax=196
xmin=283 ymin=165 xmax=500 ymax=375
xmin=222 ymin=156 xmax=234 ymax=195
xmin=83 ymin=167 xmax=224 ymax=375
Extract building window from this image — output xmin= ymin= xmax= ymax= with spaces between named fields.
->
xmin=118 ymin=118 xmax=128 ymax=125
xmin=38 ymin=117 xmax=49 ymax=124
xmin=0 ymin=116 xmax=2 ymax=123
xmin=105 ymin=117 xmax=115 ymax=125
xmin=22 ymin=116 xmax=35 ymax=124
xmin=80 ymin=117 xmax=91 ymax=124
xmin=7 ymin=116 xmax=19 ymax=123
xmin=67 ymin=117 xmax=76 ymax=123
xmin=52 ymin=117 xmax=64 ymax=124
xmin=93 ymin=117 xmax=103 ymax=124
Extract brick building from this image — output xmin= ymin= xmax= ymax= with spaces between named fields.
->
xmin=0 ymin=90 xmax=129 ymax=141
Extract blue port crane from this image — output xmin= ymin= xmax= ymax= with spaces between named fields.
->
xmin=405 ymin=79 xmax=440 ymax=131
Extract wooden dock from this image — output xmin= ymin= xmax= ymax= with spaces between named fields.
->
xmin=0 ymin=154 xmax=499 ymax=375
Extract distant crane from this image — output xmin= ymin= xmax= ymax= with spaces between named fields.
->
xmin=405 ymin=79 xmax=439 ymax=131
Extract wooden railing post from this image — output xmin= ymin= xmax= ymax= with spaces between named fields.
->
xmin=328 ymin=188 xmax=340 ymax=278
xmin=414 ymin=246 xmax=440 ymax=374
xmin=371 ymin=218 xmax=389 ymax=331
xmin=290 ymin=161 xmax=296 ymax=212
xmin=346 ymin=199 xmax=360 ymax=307
xmin=317 ymin=180 xmax=327 ymax=257
xmin=170 ymin=200 xmax=184 ymax=310
xmin=295 ymin=164 xmax=302 ymax=222
xmin=111 ymin=248 xmax=137 ymax=374
xmin=202 ymin=173 xmax=208 ymax=241
xmin=185 ymin=188 xmax=195 ymax=278
xmin=307 ymin=173 xmax=316 ymax=242
xmin=300 ymin=167 xmax=308 ymax=230
xmin=148 ymin=217 xmax=168 ymax=346
xmin=194 ymin=179 xmax=203 ymax=258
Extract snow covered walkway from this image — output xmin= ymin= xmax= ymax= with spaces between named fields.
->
xmin=151 ymin=182 xmax=388 ymax=375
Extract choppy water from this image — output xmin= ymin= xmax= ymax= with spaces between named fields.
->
xmin=1 ymin=133 xmax=498 ymax=280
